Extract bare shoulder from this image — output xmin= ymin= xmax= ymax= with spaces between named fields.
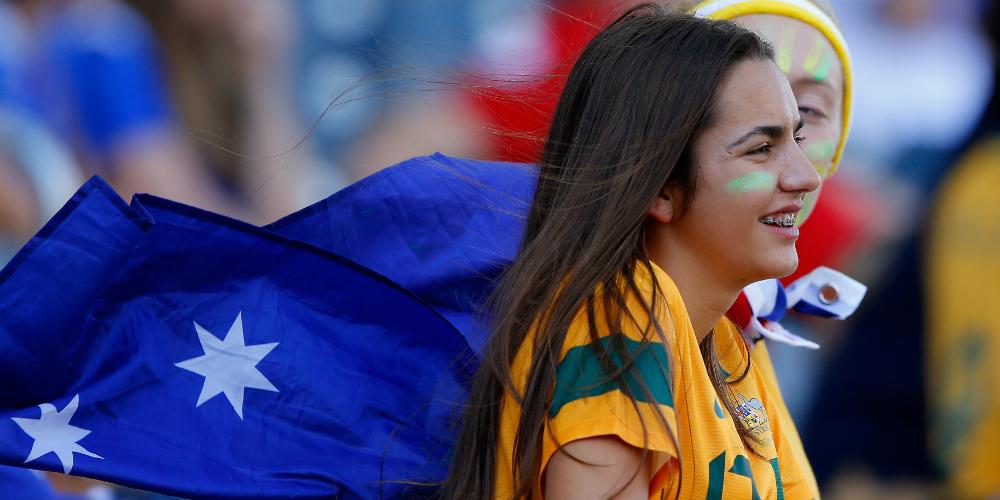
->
xmin=544 ymin=436 xmax=649 ymax=500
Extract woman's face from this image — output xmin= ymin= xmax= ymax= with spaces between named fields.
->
xmin=668 ymin=59 xmax=820 ymax=283
xmin=734 ymin=14 xmax=844 ymax=225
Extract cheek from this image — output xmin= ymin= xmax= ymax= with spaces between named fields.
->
xmin=724 ymin=171 xmax=778 ymax=195
xmin=706 ymin=173 xmax=776 ymax=232
xmin=719 ymin=172 xmax=777 ymax=228
xmin=682 ymin=183 xmax=754 ymax=235
xmin=801 ymin=136 xmax=838 ymax=179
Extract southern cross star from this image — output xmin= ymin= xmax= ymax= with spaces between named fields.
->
xmin=11 ymin=394 xmax=102 ymax=474
xmin=175 ymin=312 xmax=279 ymax=419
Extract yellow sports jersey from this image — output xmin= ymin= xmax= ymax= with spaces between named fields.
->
xmin=495 ymin=261 xmax=819 ymax=499
xmin=926 ymin=137 xmax=1000 ymax=498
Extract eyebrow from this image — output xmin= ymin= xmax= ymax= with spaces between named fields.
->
xmin=791 ymin=77 xmax=838 ymax=92
xmin=727 ymin=119 xmax=805 ymax=150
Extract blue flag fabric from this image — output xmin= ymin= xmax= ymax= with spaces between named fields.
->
xmin=0 ymin=177 xmax=474 ymax=498
xmin=0 ymin=466 xmax=64 ymax=499
xmin=267 ymin=153 xmax=536 ymax=354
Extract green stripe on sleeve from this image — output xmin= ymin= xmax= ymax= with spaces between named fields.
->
xmin=549 ymin=333 xmax=673 ymax=418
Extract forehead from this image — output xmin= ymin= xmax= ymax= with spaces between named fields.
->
xmin=734 ymin=14 xmax=843 ymax=93
xmin=711 ymin=59 xmax=798 ymax=131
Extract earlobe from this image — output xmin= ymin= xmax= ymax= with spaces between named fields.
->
xmin=647 ymin=191 xmax=675 ymax=224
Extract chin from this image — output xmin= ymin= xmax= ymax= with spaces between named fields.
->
xmin=757 ymin=252 xmax=799 ymax=280
xmin=774 ymin=254 xmax=799 ymax=279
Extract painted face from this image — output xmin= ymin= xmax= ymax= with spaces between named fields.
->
xmin=734 ymin=14 xmax=844 ymax=226
xmin=669 ymin=59 xmax=820 ymax=283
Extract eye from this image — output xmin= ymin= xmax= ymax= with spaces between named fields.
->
xmin=748 ymin=143 xmax=771 ymax=155
xmin=799 ymin=106 xmax=829 ymax=121
xmin=794 ymin=135 xmax=806 ymax=145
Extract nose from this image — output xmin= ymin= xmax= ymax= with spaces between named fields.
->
xmin=778 ymin=143 xmax=822 ymax=194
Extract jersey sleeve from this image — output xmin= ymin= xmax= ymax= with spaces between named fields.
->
xmin=539 ymin=304 xmax=680 ymax=478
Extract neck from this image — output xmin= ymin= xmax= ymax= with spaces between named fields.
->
xmin=645 ymin=227 xmax=742 ymax=343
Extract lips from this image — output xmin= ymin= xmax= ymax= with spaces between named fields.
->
xmin=758 ymin=205 xmax=802 ymax=228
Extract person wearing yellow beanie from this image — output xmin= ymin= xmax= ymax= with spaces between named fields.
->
xmin=687 ymin=0 xmax=852 ymax=224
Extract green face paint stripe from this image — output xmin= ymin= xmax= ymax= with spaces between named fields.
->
xmin=776 ymin=28 xmax=795 ymax=74
xmin=799 ymin=32 xmax=835 ymax=81
xmin=803 ymin=141 xmax=836 ymax=161
xmin=549 ymin=333 xmax=673 ymax=419
xmin=804 ymin=140 xmax=836 ymax=178
xmin=725 ymin=171 xmax=777 ymax=194
xmin=804 ymin=141 xmax=836 ymax=178
xmin=795 ymin=190 xmax=819 ymax=227
xmin=810 ymin=161 xmax=831 ymax=178
xmin=811 ymin=50 xmax=834 ymax=81
xmin=802 ymin=35 xmax=826 ymax=73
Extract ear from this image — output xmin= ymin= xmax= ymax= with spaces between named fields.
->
xmin=647 ymin=188 xmax=676 ymax=224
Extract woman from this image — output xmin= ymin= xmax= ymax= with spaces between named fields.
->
xmin=445 ymin=5 xmax=819 ymax=499
xmin=686 ymin=0 xmax=855 ymax=289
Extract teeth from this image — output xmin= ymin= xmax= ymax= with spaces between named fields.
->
xmin=760 ymin=213 xmax=796 ymax=227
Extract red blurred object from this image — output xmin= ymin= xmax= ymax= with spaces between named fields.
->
xmin=469 ymin=2 xmax=607 ymax=162
xmin=782 ymin=175 xmax=875 ymax=285
xmin=726 ymin=290 xmax=754 ymax=330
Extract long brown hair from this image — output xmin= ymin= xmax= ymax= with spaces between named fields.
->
xmin=444 ymin=5 xmax=774 ymax=498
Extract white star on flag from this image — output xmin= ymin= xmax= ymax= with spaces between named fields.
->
xmin=175 ymin=312 xmax=279 ymax=419
xmin=11 ymin=394 xmax=102 ymax=474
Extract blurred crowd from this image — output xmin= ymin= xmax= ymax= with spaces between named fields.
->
xmin=0 ymin=0 xmax=997 ymax=498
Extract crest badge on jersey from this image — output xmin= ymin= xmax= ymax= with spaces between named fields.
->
xmin=734 ymin=393 xmax=771 ymax=443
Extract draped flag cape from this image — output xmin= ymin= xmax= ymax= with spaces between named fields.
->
xmin=0 ymin=176 xmax=474 ymax=498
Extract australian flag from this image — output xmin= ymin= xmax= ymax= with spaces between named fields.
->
xmin=0 ymin=175 xmax=476 ymax=498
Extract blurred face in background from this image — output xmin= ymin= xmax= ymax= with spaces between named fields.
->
xmin=735 ymin=14 xmax=844 ymax=225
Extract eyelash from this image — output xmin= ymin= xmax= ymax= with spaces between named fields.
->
xmin=748 ymin=135 xmax=805 ymax=155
